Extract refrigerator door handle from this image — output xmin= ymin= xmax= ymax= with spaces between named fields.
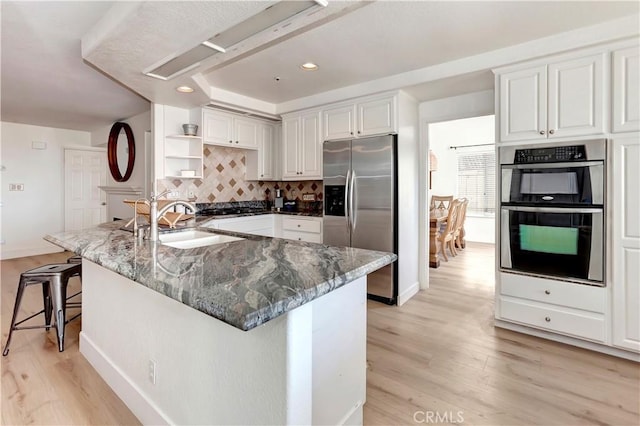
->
xmin=350 ymin=170 xmax=357 ymax=232
xmin=345 ymin=169 xmax=351 ymax=231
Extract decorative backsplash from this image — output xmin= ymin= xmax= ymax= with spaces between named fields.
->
xmin=157 ymin=146 xmax=323 ymax=203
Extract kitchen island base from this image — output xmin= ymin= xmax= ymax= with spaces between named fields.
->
xmin=80 ymin=260 xmax=367 ymax=425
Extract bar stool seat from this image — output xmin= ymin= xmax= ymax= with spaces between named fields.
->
xmin=2 ymin=263 xmax=82 ymax=356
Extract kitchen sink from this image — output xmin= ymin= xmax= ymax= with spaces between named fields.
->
xmin=159 ymin=230 xmax=244 ymax=249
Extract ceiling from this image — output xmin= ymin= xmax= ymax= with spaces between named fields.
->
xmin=1 ymin=1 xmax=639 ymax=132
xmin=0 ymin=1 xmax=150 ymax=131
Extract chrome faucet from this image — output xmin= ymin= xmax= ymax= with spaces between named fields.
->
xmin=148 ymin=191 xmax=196 ymax=242
xmin=132 ymin=198 xmax=150 ymax=240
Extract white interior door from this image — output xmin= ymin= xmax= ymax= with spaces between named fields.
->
xmin=65 ymin=149 xmax=107 ymax=230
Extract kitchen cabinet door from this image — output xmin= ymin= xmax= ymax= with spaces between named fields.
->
xmin=499 ymin=66 xmax=547 ymax=142
xmin=282 ymin=117 xmax=300 ymax=179
xmin=245 ymin=123 xmax=276 ymax=181
xmin=547 ymin=53 xmax=605 ymax=138
xmin=323 ymin=105 xmax=356 ymax=141
xmin=613 ymin=45 xmax=640 ymax=133
xmin=300 ymin=111 xmax=322 ymax=179
xmin=203 ymin=110 xmax=233 ymax=146
xmin=611 ymin=135 xmax=640 ymax=353
xmin=233 ymin=117 xmax=258 ymax=149
xmin=259 ymin=124 xmax=275 ymax=179
xmin=358 ymin=96 xmax=395 ymax=137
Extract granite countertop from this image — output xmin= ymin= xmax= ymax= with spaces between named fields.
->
xmin=45 ymin=221 xmax=395 ymax=331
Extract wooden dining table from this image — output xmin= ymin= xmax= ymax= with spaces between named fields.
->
xmin=429 ymin=208 xmax=448 ymax=268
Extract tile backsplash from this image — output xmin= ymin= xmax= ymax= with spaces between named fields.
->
xmin=158 ymin=146 xmax=323 ymax=203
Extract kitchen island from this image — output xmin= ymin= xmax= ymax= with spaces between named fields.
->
xmin=45 ymin=221 xmax=395 ymax=425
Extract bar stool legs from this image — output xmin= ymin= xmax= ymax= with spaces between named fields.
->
xmin=2 ymin=263 xmax=82 ymax=356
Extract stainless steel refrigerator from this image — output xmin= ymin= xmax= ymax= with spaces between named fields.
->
xmin=323 ymin=135 xmax=397 ymax=304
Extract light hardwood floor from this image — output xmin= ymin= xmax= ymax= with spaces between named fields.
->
xmin=1 ymin=246 xmax=639 ymax=425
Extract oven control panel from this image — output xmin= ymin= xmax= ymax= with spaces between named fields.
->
xmin=514 ymin=145 xmax=587 ymax=163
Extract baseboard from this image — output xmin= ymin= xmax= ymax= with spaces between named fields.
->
xmin=0 ymin=245 xmax=64 ymax=260
xmin=398 ymin=281 xmax=420 ymax=306
xmin=79 ymin=332 xmax=174 ymax=425
xmin=495 ymin=320 xmax=640 ymax=362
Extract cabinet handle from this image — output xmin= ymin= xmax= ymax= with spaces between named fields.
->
xmin=297 ymin=224 xmax=301 ymax=228
xmin=545 ymin=317 xmax=551 ymax=322
xmin=350 ymin=132 xmax=353 ymax=135
xmin=261 ymin=174 xmax=264 ymax=177
xmin=357 ymin=131 xmax=361 ymax=134
xmin=235 ymin=141 xmax=239 ymax=144
xmin=229 ymin=140 xmax=233 ymax=143
xmin=549 ymin=129 xmax=555 ymax=135
xmin=298 ymin=237 xmax=302 ymax=241
xmin=544 ymin=290 xmax=550 ymax=295
xmin=539 ymin=130 xmax=545 ymax=135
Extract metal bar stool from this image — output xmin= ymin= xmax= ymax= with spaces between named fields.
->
xmin=2 ymin=263 xmax=82 ymax=356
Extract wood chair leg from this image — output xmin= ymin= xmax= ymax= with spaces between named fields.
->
xmin=440 ymin=239 xmax=448 ymax=262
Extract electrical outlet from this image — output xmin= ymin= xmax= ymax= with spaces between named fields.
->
xmin=188 ymin=190 xmax=195 ymax=198
xmin=148 ymin=359 xmax=157 ymax=385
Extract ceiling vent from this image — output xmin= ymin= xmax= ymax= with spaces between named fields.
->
xmin=144 ymin=0 xmax=325 ymax=81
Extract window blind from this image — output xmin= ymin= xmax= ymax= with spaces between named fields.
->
xmin=456 ymin=148 xmax=495 ymax=215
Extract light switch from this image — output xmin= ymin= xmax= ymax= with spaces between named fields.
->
xmin=32 ymin=141 xmax=47 ymax=150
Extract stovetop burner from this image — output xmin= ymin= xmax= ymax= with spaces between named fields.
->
xmin=198 ymin=207 xmax=268 ymax=216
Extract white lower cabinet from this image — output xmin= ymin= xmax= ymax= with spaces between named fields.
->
xmin=281 ymin=216 xmax=323 ymax=243
xmin=496 ymin=273 xmax=607 ymax=343
xmin=204 ymin=215 xmax=274 ymax=237
xmin=203 ymin=214 xmax=323 ymax=243
xmin=611 ymin=135 xmax=640 ymax=353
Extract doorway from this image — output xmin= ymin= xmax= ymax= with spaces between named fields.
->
xmin=421 ymin=115 xmax=496 ymax=288
xmin=64 ymin=148 xmax=107 ymax=231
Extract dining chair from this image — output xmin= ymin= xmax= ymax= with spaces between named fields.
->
xmin=437 ymin=199 xmax=462 ymax=262
xmin=430 ymin=195 xmax=454 ymax=211
xmin=453 ymin=198 xmax=469 ymax=250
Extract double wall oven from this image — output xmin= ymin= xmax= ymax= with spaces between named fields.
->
xmin=499 ymin=139 xmax=606 ymax=286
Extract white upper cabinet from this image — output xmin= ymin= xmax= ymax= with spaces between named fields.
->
xmin=611 ymin=136 xmax=640 ymax=353
xmin=203 ymin=110 xmax=233 ymax=146
xmin=246 ymin=123 xmax=278 ymax=181
xmin=358 ymin=97 xmax=395 ymax=137
xmin=498 ymin=53 xmax=605 ymax=142
xmin=322 ymin=95 xmax=396 ymax=141
xmin=499 ymin=66 xmax=547 ymax=141
xmin=233 ymin=117 xmax=258 ymax=149
xmin=612 ymin=45 xmax=640 ymax=133
xmin=323 ymin=105 xmax=356 ymax=140
xmin=282 ymin=111 xmax=322 ymax=180
xmin=202 ymin=109 xmax=258 ymax=150
xmin=547 ymin=54 xmax=604 ymax=139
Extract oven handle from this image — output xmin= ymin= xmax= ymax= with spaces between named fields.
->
xmin=501 ymin=160 xmax=603 ymax=170
xmin=501 ymin=206 xmax=603 ymax=214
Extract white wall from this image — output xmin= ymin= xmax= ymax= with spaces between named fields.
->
xmin=91 ymin=109 xmax=151 ymax=193
xmin=397 ymin=91 xmax=421 ymax=305
xmin=0 ymin=122 xmax=91 ymax=259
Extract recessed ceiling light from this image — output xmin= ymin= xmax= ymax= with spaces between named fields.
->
xmin=300 ymin=62 xmax=318 ymax=71
xmin=176 ymin=86 xmax=194 ymax=93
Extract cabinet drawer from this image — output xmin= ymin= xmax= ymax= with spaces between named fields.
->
xmin=282 ymin=217 xmax=322 ymax=233
xmin=500 ymin=297 xmax=606 ymax=343
xmin=282 ymin=230 xmax=322 ymax=244
xmin=500 ymin=273 xmax=605 ymax=313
